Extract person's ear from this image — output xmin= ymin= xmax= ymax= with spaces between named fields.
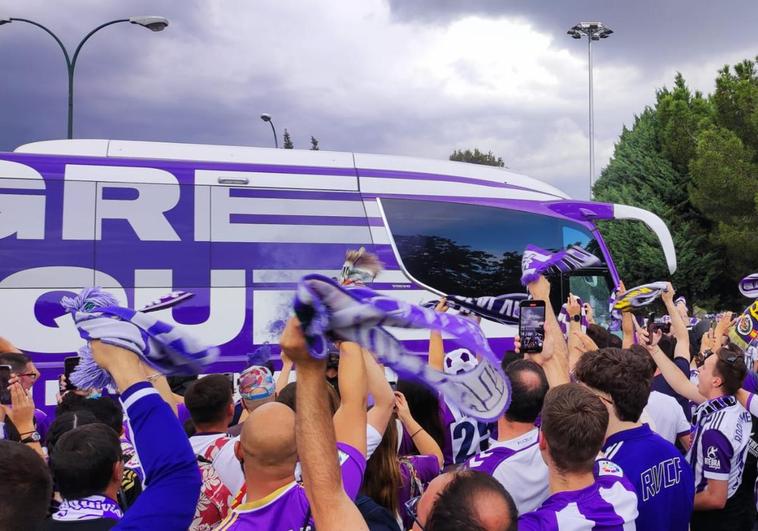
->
xmin=538 ymin=429 xmax=547 ymax=451
xmin=228 ymin=401 xmax=235 ymax=418
xmin=113 ymin=460 xmax=124 ymax=482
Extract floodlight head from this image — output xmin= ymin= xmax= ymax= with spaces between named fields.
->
xmin=260 ymin=113 xmax=272 ymax=122
xmin=129 ymin=16 xmax=169 ymax=32
xmin=0 ymin=17 xmax=11 ymax=25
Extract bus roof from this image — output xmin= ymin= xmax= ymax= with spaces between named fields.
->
xmin=14 ymin=139 xmax=569 ymax=200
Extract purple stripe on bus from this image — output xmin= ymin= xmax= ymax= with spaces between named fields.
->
xmin=2 ymin=154 xmax=561 ymax=200
xmin=229 ymin=214 xmax=370 ymax=227
xmin=0 ymin=188 xmax=46 ymax=195
xmin=2 ymin=153 xmax=358 ymax=179
xmin=358 ymin=167 xmax=564 ymax=197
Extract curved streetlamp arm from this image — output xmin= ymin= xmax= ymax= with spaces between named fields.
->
xmin=269 ymin=121 xmax=278 ymax=148
xmin=70 ymin=18 xmax=129 ymax=73
xmin=9 ymin=17 xmax=71 ymax=67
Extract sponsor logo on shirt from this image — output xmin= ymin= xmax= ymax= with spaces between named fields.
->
xmin=597 ymin=460 xmax=623 ymax=477
xmin=704 ymin=446 xmax=721 ymax=469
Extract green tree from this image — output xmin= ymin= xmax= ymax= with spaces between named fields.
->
xmin=310 ymin=136 xmax=320 ymax=150
xmin=283 ymin=129 xmax=294 ymax=149
xmin=593 ymin=109 xmax=722 ymax=303
xmin=449 ymin=148 xmax=505 ymax=167
xmin=712 ymin=58 xmax=758 ymax=153
xmin=689 ymin=125 xmax=758 ymax=278
xmin=655 ymin=72 xmax=713 ymax=174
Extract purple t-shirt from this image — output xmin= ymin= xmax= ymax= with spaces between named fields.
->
xmin=519 ymin=460 xmax=638 ymax=530
xmin=602 ymin=424 xmax=693 ymax=530
xmin=398 ymin=455 xmax=440 ymax=530
xmin=219 ymin=442 xmax=365 ymax=530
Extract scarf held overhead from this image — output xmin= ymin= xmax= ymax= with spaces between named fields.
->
xmin=520 ymin=245 xmax=602 ymax=286
xmin=740 ymin=274 xmax=758 ymax=299
xmin=730 ymin=300 xmax=758 ymax=351
xmin=61 ymin=287 xmax=218 ymax=389
xmin=293 ymin=274 xmax=510 ymax=422
xmin=423 ymin=293 xmax=528 ymax=326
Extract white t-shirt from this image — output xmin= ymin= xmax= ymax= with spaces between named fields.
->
xmin=367 ymin=424 xmax=382 ymax=458
xmin=643 ymin=390 xmax=690 ymax=444
xmin=190 ymin=433 xmax=244 ymax=495
xmin=464 ymin=428 xmax=549 ymax=513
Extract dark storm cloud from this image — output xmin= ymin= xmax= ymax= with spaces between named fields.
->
xmin=387 ymin=0 xmax=758 ymax=69
xmin=0 ymin=1 xmax=756 ymax=199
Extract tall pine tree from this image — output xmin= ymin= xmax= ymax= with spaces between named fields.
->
xmin=593 ymin=108 xmax=722 ymax=305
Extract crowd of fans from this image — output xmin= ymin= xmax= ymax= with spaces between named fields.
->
xmin=1 ymin=271 xmax=757 ymax=531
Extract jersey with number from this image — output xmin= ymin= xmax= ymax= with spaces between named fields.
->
xmin=518 ymin=460 xmax=638 ymax=531
xmin=689 ymin=395 xmax=751 ymax=499
xmin=464 ymin=428 xmax=549 ymax=513
xmin=218 ymin=443 xmax=365 ymax=530
xmin=440 ymin=398 xmax=491 ymax=466
xmin=602 ymin=423 xmax=693 ymax=530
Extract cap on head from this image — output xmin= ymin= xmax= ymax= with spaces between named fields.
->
xmin=239 ymin=366 xmax=276 ymax=401
xmin=443 ymin=348 xmax=478 ymax=375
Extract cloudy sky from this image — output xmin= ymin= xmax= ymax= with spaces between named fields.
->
xmin=1 ymin=0 xmax=756 ymax=198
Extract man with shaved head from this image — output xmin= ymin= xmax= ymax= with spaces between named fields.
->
xmin=218 ymin=337 xmax=368 ymax=530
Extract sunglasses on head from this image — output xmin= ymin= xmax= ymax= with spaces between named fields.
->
xmin=696 ymin=348 xmax=743 ymax=368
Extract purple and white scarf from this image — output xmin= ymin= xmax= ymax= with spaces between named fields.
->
xmin=424 ymin=293 xmax=528 ymax=326
xmin=62 ymin=288 xmax=218 ymax=389
xmin=557 ymin=297 xmax=589 ymax=338
xmin=740 ymin=274 xmax=758 ymax=299
xmin=520 ymin=245 xmax=601 ymax=286
xmin=53 ymin=495 xmax=123 ymax=522
xmin=293 ymin=274 xmax=510 ymax=422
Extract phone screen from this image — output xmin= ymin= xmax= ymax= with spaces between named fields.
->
xmin=64 ymin=356 xmax=80 ymax=391
xmin=519 ymin=301 xmax=546 ymax=354
xmin=0 ymin=365 xmax=11 ymax=405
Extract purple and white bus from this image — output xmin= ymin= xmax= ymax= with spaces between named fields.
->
xmin=0 ymin=139 xmax=677 ymax=410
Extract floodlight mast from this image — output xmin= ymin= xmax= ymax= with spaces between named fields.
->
xmin=567 ymin=22 xmax=613 ymax=199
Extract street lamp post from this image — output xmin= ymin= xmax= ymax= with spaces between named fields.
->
xmin=0 ymin=16 xmax=168 ymax=138
xmin=567 ymin=21 xmax=613 ymax=199
xmin=260 ymin=113 xmax=279 ymax=148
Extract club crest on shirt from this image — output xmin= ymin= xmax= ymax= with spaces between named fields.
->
xmin=596 ymin=459 xmax=623 ymax=477
xmin=704 ymin=446 xmax=721 ymax=469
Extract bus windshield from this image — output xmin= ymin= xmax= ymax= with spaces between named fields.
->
xmin=381 ymin=197 xmax=611 ymax=324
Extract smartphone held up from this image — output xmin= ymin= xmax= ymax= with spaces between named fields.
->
xmin=519 ymin=300 xmax=546 ymax=354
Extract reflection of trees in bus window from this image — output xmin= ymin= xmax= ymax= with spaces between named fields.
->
xmin=382 ymin=198 xmax=605 ymax=299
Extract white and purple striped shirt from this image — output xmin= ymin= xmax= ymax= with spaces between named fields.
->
xmin=464 ymin=428 xmax=549 ymax=513
xmin=688 ymin=395 xmax=751 ymax=499
xmin=519 ymin=460 xmax=638 ymax=530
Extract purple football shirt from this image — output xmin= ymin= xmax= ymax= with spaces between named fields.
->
xmin=218 ymin=442 xmax=365 ymax=530
xmin=519 ymin=460 xmax=638 ymax=530
xmin=602 ymin=424 xmax=693 ymax=530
